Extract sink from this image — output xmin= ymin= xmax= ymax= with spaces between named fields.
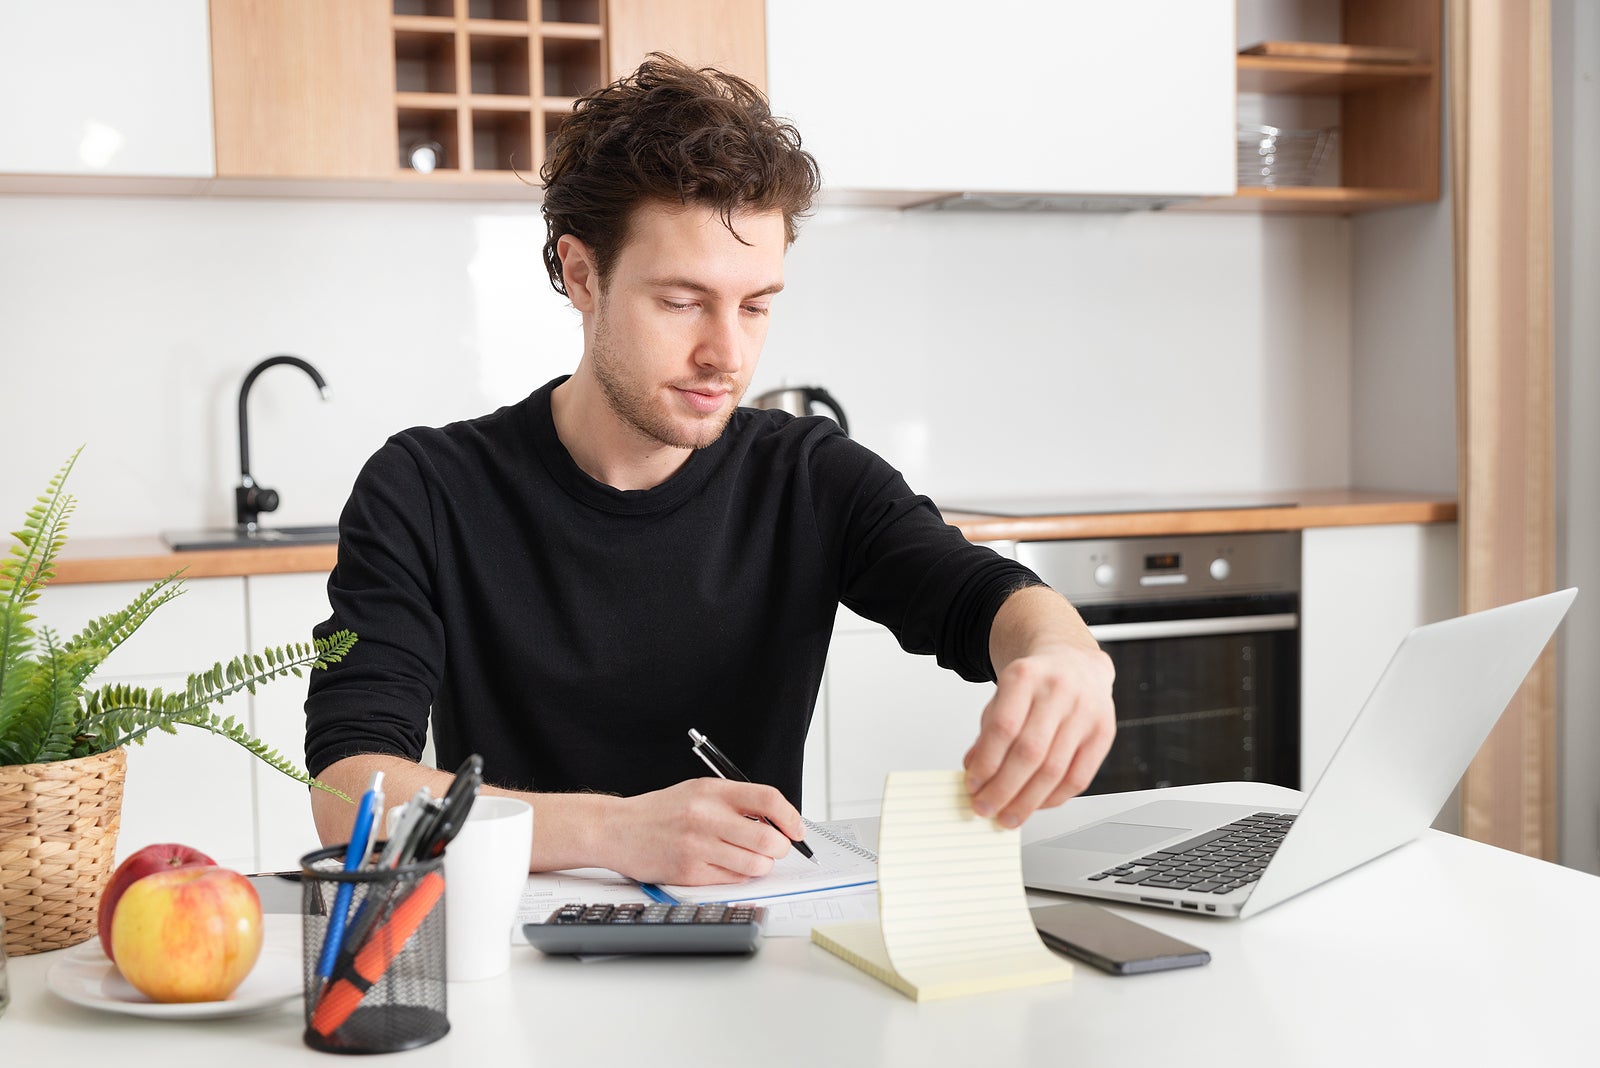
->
xmin=163 ymin=524 xmax=340 ymax=551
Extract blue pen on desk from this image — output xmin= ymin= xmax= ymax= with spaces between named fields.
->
xmin=316 ymin=770 xmax=384 ymax=980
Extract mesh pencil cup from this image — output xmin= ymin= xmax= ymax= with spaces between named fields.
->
xmin=299 ymin=844 xmax=449 ymax=1054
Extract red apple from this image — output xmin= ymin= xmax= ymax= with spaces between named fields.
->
xmin=98 ymin=842 xmax=217 ymax=960
xmin=110 ymin=866 xmax=264 ymax=1003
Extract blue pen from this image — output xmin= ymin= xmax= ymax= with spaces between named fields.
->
xmin=316 ymin=770 xmax=384 ymax=980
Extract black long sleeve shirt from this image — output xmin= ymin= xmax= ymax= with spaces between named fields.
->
xmin=304 ymin=377 xmax=1042 ymax=806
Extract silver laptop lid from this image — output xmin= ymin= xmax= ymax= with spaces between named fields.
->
xmin=1241 ymin=587 xmax=1577 ymax=917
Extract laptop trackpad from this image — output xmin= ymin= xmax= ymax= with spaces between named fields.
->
xmin=1040 ymin=821 xmax=1189 ymax=854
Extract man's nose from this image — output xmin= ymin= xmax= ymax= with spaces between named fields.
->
xmin=695 ymin=309 xmax=744 ymax=373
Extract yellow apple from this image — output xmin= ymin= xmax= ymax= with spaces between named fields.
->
xmin=98 ymin=842 xmax=217 ymax=961
xmin=110 ymin=866 xmax=264 ymax=1003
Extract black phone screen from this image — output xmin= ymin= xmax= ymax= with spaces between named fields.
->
xmin=1031 ymin=902 xmax=1211 ymax=975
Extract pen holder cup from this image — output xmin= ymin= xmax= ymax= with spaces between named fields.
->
xmin=299 ymin=844 xmax=449 ymax=1054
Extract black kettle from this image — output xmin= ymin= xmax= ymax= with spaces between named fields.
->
xmin=751 ymin=385 xmax=849 ymax=435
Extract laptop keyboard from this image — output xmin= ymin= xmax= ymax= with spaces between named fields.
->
xmin=1086 ymin=812 xmax=1297 ymax=895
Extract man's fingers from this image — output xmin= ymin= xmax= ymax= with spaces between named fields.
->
xmin=963 ymin=686 xmax=1032 ymax=807
xmin=969 ymin=699 xmax=1064 ymax=825
xmin=1039 ymin=720 xmax=1116 ymax=809
xmin=994 ymin=715 xmax=1089 ymax=827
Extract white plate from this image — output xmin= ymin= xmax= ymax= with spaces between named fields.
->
xmin=47 ymin=912 xmax=303 ymax=1020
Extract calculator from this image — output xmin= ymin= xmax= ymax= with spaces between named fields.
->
xmin=523 ymin=902 xmax=764 ymax=955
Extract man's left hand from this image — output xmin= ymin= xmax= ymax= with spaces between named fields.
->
xmin=963 ymin=588 xmax=1116 ymax=828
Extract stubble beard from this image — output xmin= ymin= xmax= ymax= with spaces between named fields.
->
xmin=590 ymin=312 xmax=740 ymax=451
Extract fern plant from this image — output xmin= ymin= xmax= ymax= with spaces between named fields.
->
xmin=0 ymin=449 xmax=354 ymax=799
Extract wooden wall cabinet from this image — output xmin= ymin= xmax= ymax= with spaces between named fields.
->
xmin=209 ymin=0 xmax=765 ymax=189
xmin=1222 ymin=0 xmax=1443 ymax=213
xmin=210 ymin=0 xmax=395 ymax=180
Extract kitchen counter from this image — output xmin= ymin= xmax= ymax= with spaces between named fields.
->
xmin=52 ymin=489 xmax=1456 ymax=585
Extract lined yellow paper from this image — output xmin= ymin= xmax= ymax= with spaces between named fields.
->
xmin=811 ymin=770 xmax=1073 ymax=1001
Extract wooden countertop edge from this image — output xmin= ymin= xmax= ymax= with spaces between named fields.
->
xmin=943 ymin=498 xmax=1458 ymax=542
xmin=54 ymin=543 xmax=340 ymax=585
xmin=52 ymin=495 xmax=1457 ymax=585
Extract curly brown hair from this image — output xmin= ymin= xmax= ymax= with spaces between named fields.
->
xmin=539 ymin=52 xmax=822 ymax=297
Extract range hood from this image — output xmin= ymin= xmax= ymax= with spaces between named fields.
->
xmin=907 ymin=192 xmax=1196 ymax=214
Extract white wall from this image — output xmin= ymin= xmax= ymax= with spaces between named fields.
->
xmin=0 ymin=196 xmax=1354 ymax=537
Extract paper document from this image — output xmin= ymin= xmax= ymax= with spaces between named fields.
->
xmin=811 ymin=771 xmax=1074 ymax=1001
xmin=758 ymin=889 xmax=880 ymax=937
xmin=645 ymin=817 xmax=878 ymax=905
xmin=515 ymin=867 xmax=653 ymax=935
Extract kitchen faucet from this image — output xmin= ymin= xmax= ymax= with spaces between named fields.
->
xmin=236 ymin=354 xmax=329 ymax=532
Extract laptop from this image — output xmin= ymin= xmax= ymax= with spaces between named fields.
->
xmin=1021 ymin=588 xmax=1577 ymax=919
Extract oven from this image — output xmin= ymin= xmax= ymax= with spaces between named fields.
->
xmin=1014 ymin=531 xmax=1301 ymax=793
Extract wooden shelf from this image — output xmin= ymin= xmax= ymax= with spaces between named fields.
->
xmin=542 ymin=21 xmax=603 ymax=41
xmin=1176 ymin=185 xmax=1432 ymax=214
xmin=1237 ymin=56 xmax=1433 ymax=94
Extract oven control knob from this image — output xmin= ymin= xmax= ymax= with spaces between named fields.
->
xmin=1093 ymin=563 xmax=1116 ymax=587
xmin=1209 ymin=557 xmax=1231 ymax=581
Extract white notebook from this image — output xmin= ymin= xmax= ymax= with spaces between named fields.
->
xmin=647 ymin=817 xmax=878 ymax=904
xmin=811 ymin=771 xmax=1074 ymax=1001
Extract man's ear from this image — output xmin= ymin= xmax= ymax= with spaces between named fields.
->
xmin=557 ymin=234 xmax=600 ymax=312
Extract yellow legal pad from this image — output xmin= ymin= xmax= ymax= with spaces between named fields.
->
xmin=810 ymin=770 xmax=1074 ymax=1001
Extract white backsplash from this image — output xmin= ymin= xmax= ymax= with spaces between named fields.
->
xmin=0 ymin=195 xmax=1352 ymax=537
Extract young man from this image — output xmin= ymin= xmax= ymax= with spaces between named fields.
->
xmin=305 ymin=55 xmax=1114 ymax=886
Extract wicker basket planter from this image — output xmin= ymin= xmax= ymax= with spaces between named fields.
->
xmin=0 ymin=747 xmax=126 ymax=956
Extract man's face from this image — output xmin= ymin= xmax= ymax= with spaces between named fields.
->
xmin=586 ymin=200 xmax=787 ymax=451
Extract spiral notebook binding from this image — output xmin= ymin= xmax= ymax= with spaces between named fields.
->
xmin=803 ymin=817 xmax=878 ymax=861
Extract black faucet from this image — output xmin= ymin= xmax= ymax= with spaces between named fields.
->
xmin=236 ymin=355 xmax=330 ymax=532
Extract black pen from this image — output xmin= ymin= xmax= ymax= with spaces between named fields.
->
xmin=688 ymin=728 xmax=816 ymax=863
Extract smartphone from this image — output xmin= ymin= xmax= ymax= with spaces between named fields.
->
xmin=1031 ymin=902 xmax=1211 ymax=976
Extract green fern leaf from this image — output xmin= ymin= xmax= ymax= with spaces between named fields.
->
xmin=32 ymin=628 xmax=88 ymax=762
xmin=0 ymin=450 xmax=82 ymax=731
xmin=75 ymin=631 xmax=358 ymax=799
xmin=64 ymin=573 xmax=185 ymax=668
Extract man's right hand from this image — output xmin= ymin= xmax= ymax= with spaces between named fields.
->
xmin=601 ymin=777 xmax=804 ymax=886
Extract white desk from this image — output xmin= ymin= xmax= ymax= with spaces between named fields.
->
xmin=5 ymin=783 xmax=1596 ymax=1066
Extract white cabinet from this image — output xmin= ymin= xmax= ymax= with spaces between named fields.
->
xmin=765 ymin=0 xmax=1235 ymax=200
xmin=818 ymin=609 xmax=992 ymax=820
xmin=0 ymin=0 xmax=214 ymax=176
xmin=29 ymin=578 xmax=257 ymax=871
xmin=1300 ymin=524 xmax=1459 ymax=801
xmin=245 ymin=572 xmax=334 ymax=872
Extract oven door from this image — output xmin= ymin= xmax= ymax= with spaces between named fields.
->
xmin=1078 ymin=593 xmax=1299 ymax=794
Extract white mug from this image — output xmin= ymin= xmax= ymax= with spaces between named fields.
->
xmin=439 ymin=796 xmax=533 ymax=981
